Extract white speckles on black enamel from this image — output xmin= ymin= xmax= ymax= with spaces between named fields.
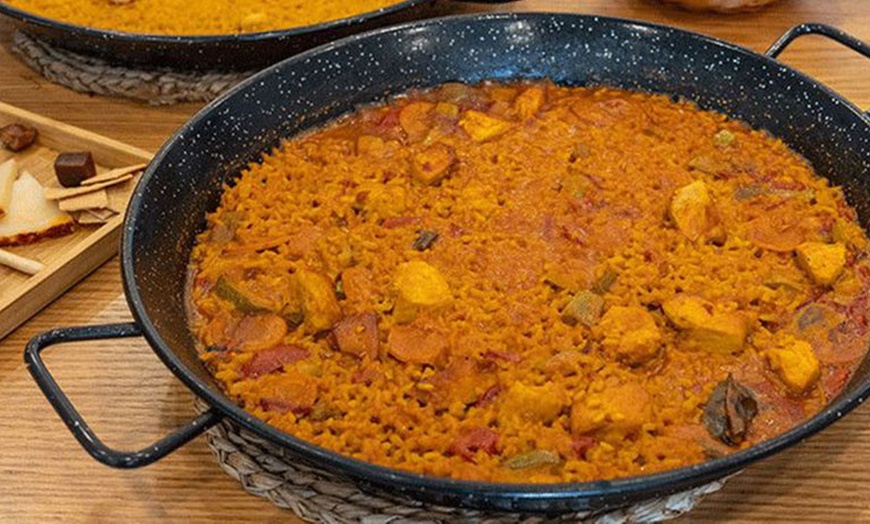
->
xmin=120 ymin=13 xmax=870 ymax=514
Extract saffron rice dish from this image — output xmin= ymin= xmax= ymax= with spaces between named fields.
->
xmin=187 ymin=81 xmax=870 ymax=483
xmin=1 ymin=0 xmax=405 ymax=35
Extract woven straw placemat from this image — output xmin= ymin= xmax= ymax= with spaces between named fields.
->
xmin=200 ymin=402 xmax=731 ymax=523
xmin=11 ymin=31 xmax=253 ymax=105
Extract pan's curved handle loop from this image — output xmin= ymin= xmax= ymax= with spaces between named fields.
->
xmin=766 ymin=24 xmax=870 ymax=117
xmin=766 ymin=23 xmax=870 ymax=60
xmin=25 ymin=322 xmax=224 ymax=469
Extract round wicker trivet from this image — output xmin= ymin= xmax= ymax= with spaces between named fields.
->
xmin=199 ymin=401 xmax=731 ymax=523
xmin=10 ymin=31 xmax=254 ymax=105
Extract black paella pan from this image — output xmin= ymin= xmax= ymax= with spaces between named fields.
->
xmin=25 ymin=13 xmax=870 ymax=514
xmin=0 ymin=0 xmax=432 ymax=70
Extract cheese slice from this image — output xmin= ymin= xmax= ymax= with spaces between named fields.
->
xmin=0 ymin=171 xmax=74 ymax=247
xmin=0 ymin=158 xmax=17 ymax=220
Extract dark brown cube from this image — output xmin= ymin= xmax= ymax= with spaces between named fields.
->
xmin=0 ymin=123 xmax=38 ymax=152
xmin=54 ymin=152 xmax=96 ymax=188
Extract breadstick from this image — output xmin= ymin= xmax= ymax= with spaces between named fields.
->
xmin=0 ymin=248 xmax=44 ymax=275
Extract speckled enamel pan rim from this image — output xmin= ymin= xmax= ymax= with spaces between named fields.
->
xmin=123 ymin=12 xmax=870 ymax=508
xmin=0 ymin=0 xmax=425 ymax=43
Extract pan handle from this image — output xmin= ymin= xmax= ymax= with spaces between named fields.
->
xmin=766 ymin=24 xmax=870 ymax=116
xmin=25 ymin=322 xmax=224 ymax=469
xmin=766 ymin=23 xmax=870 ymax=60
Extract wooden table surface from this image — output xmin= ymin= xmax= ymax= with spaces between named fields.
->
xmin=0 ymin=0 xmax=868 ymax=522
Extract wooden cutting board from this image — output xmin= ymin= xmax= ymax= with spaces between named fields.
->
xmin=0 ymin=101 xmax=152 ymax=339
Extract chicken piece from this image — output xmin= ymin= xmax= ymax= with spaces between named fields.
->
xmin=560 ymin=291 xmax=604 ymax=328
xmin=795 ymin=241 xmax=846 ymax=286
xmin=499 ymin=382 xmax=566 ymax=425
xmin=392 ymin=260 xmax=451 ymax=323
xmin=387 ymin=323 xmax=448 ymax=365
xmin=663 ymin=295 xmax=749 ymax=355
xmin=411 ymin=143 xmax=456 ymax=185
xmin=230 ymin=314 xmax=288 ymax=351
xmin=332 ymin=313 xmax=379 ymax=360
xmin=459 ymin=110 xmax=513 ymax=142
xmin=688 ymin=314 xmax=749 ymax=354
xmin=294 ymin=270 xmax=342 ymax=333
xmin=514 ymin=85 xmax=547 ymax=120
xmin=362 ymin=182 xmax=408 ymax=219
xmin=662 ymin=294 xmax=711 ymax=330
xmin=340 ymin=265 xmax=375 ymax=309
xmin=766 ymin=335 xmax=821 ymax=393
xmin=399 ymin=101 xmax=435 ymax=142
xmin=426 ymin=357 xmax=495 ymax=409
xmin=669 ymin=180 xmax=722 ymax=242
xmin=597 ymin=306 xmax=662 ymax=366
xmin=570 ymin=382 xmax=653 ymax=442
